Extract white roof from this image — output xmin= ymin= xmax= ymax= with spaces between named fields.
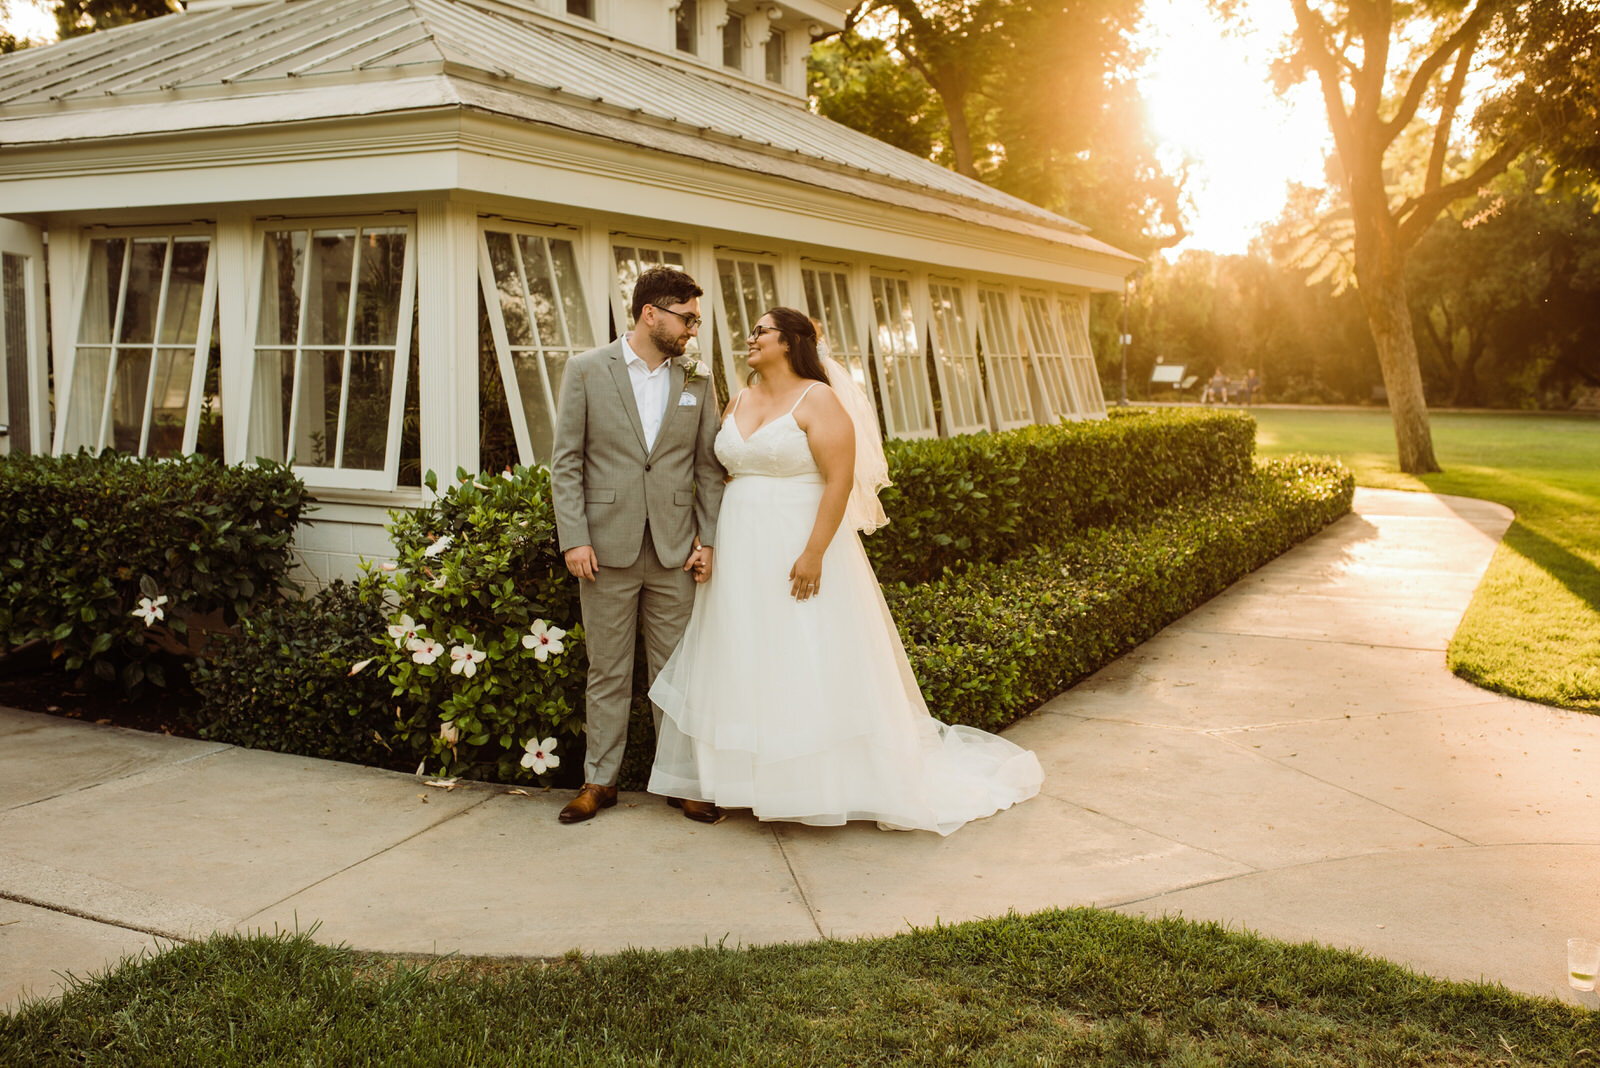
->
xmin=0 ymin=0 xmax=1138 ymax=263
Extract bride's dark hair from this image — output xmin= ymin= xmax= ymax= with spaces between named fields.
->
xmin=761 ymin=306 xmax=830 ymax=385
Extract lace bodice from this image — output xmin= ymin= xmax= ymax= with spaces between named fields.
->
xmin=715 ymin=412 xmax=821 ymax=479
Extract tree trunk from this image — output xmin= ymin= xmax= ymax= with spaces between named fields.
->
xmin=1450 ymin=335 xmax=1486 ymax=408
xmin=1359 ymin=260 xmax=1441 ymax=472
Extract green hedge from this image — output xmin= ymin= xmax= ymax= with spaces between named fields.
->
xmin=870 ymin=408 xmax=1256 ymax=583
xmin=886 ymin=456 xmax=1355 ymax=731
xmin=0 ymin=452 xmax=307 ymax=694
xmin=190 ymin=580 xmax=404 ymax=769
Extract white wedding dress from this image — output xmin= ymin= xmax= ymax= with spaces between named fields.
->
xmin=647 ymin=388 xmax=1044 ymax=835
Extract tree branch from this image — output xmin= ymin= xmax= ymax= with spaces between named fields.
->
xmin=1424 ymin=34 xmax=1477 ymax=193
xmin=1380 ymin=1 xmax=1490 ymax=149
xmin=1291 ymin=0 xmax=1358 ymax=176
xmin=1396 ymin=133 xmax=1529 ymax=249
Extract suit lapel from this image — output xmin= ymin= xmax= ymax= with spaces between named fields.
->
xmin=606 ymin=345 xmax=649 ymax=456
xmin=646 ymin=360 xmax=688 ymax=462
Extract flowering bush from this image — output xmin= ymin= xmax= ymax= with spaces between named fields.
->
xmin=368 ymin=465 xmax=585 ymax=784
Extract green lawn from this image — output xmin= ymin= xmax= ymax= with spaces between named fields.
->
xmin=1251 ymin=407 xmax=1600 ymax=712
xmin=4 ymin=913 xmax=1595 ymax=1066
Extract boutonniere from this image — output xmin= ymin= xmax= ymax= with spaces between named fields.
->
xmin=677 ymin=355 xmax=710 ymax=385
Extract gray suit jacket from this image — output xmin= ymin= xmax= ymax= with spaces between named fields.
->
xmin=550 ymin=340 xmax=726 ymax=569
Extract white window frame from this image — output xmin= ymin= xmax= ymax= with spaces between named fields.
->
xmin=924 ymin=276 xmax=989 ymax=436
xmin=55 ymin=226 xmax=219 ymax=459
xmin=674 ymin=0 xmax=699 ymax=55
xmin=722 ymin=10 xmax=746 ymax=70
xmin=867 ymin=271 xmax=937 ymax=440
xmin=801 ymin=259 xmax=878 ymax=420
xmin=243 ymin=215 xmax=418 ymax=491
xmin=975 ymin=284 xmax=1034 ymax=431
xmin=1057 ymin=291 xmax=1107 ymax=418
xmin=0 ymin=219 xmax=47 ymax=458
xmin=1018 ymin=289 xmax=1078 ymax=422
xmin=478 ymin=220 xmax=596 ymax=467
xmin=609 ymin=235 xmax=692 ymax=334
xmin=712 ymin=249 xmax=784 ymax=399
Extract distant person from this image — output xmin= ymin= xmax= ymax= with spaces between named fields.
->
xmin=1204 ymin=369 xmax=1227 ymax=405
xmin=1245 ymin=369 xmax=1262 ymax=407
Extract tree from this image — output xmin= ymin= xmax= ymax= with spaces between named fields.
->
xmin=53 ymin=0 xmax=175 ymax=38
xmin=1278 ymin=0 xmax=1600 ymax=472
xmin=823 ymin=1 xmax=1185 ymax=255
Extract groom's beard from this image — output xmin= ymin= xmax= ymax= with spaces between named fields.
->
xmin=650 ymin=322 xmax=691 ymax=357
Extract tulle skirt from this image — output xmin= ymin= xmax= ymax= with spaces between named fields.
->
xmin=648 ymin=473 xmax=1043 ymax=835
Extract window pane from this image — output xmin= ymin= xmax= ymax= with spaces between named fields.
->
xmin=801 ymin=268 xmax=821 ymax=321
xmin=342 ymin=351 xmax=393 ymax=470
xmin=80 ymin=239 xmax=124 ymax=345
xmin=68 ymin=347 xmax=111 ymax=449
xmin=765 ymin=30 xmax=783 ymax=83
xmin=676 ymin=0 xmax=697 ymax=52
xmin=195 ymin=318 xmax=224 ymax=461
xmin=511 ymin=352 xmax=554 ymax=464
xmin=353 ymin=228 xmax=406 ymax=347
xmin=485 ymin=231 xmax=533 ymax=347
xmin=148 ymin=347 xmax=195 ymax=458
xmin=548 ymin=238 xmax=593 ymax=348
xmin=297 ymin=349 xmax=343 ymax=466
xmin=258 ymin=231 xmax=305 ymax=346
xmin=118 ymin=238 xmax=167 ymax=345
xmin=2 ymin=253 xmax=30 ymax=455
xmin=160 ymin=238 xmax=210 ymax=345
xmin=249 ymin=348 xmax=294 ymax=461
xmin=566 ymin=0 xmax=592 ymax=17
xmin=307 ymin=230 xmax=355 ymax=347
xmin=723 ymin=14 xmax=743 ymax=68
xmin=518 ymin=235 xmax=561 ymax=347
xmin=110 ymin=350 xmax=152 ymax=454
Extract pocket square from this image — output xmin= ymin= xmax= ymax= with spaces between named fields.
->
xmin=677 ymin=392 xmax=698 ymax=407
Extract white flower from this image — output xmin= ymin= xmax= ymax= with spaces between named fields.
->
xmin=472 ymin=481 xmax=489 ymax=490
xmin=431 ymin=574 xmax=447 ymax=590
xmin=131 ymin=595 xmax=168 ymax=627
xmin=501 ymin=470 xmax=515 ymax=480
xmin=439 ymin=720 xmax=460 ymax=746
xmin=408 ymin=637 xmax=445 ymax=665
xmin=348 ymin=658 xmax=373 ymax=676
xmin=423 ymin=534 xmax=454 ymax=558
xmin=520 ymin=737 xmax=560 ymax=774
xmin=378 ymin=561 xmax=398 ymax=572
xmin=521 ymin=620 xmax=567 ymax=662
xmin=386 ymin=613 xmax=418 ymax=648
xmin=449 ymin=643 xmax=486 ymax=677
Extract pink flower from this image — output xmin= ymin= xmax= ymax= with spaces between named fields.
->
xmin=408 ymin=637 xmax=445 ymax=665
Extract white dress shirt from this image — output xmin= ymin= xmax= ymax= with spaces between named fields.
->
xmin=622 ymin=337 xmax=673 ymax=451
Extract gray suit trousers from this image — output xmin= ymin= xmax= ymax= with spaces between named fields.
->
xmin=578 ymin=530 xmax=696 ymax=786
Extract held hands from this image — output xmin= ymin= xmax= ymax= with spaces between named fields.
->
xmin=684 ymin=545 xmax=714 ymax=584
xmin=789 ymin=550 xmax=823 ymax=601
xmin=564 ymin=545 xmax=599 ymax=582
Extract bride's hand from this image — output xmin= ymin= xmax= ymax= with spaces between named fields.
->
xmin=789 ymin=551 xmax=824 ymax=601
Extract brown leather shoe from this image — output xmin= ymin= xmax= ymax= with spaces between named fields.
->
xmin=558 ymin=783 xmax=618 ymax=824
xmin=678 ymin=798 xmax=724 ymax=824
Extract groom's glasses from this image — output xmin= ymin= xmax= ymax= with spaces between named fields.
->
xmin=652 ymin=304 xmax=702 ymax=330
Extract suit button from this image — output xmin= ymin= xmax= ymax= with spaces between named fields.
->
xmin=644 ymin=464 xmax=652 ymax=471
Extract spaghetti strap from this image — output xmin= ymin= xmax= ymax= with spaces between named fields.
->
xmin=786 ymin=382 xmax=821 ymax=416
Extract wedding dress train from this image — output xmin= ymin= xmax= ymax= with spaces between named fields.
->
xmin=647 ymin=393 xmax=1043 ymax=835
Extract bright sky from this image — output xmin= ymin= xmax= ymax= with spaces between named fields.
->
xmin=0 ymin=0 xmax=53 ymax=41
xmin=1138 ymin=0 xmax=1334 ymax=256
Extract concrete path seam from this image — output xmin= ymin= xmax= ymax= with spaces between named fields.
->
xmin=768 ymin=826 xmax=827 ymax=940
xmin=1206 ymin=730 xmax=1481 ymax=848
xmin=3 ymin=741 xmax=234 ymax=815
xmin=0 ymin=893 xmax=198 ymax=947
xmin=1165 ymin=628 xmax=1451 ymax=654
xmin=1046 ymin=798 xmax=1261 ymax=873
xmin=234 ymin=792 xmax=499 ymax=930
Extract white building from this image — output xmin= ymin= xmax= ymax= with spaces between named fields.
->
xmin=0 ymin=0 xmax=1137 ymax=582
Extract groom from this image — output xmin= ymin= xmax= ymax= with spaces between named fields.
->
xmin=550 ymin=266 xmax=726 ymax=825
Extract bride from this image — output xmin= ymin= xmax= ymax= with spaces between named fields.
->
xmin=647 ymin=307 xmax=1043 ymax=835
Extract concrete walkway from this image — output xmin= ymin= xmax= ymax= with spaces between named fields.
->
xmin=4 ymin=488 xmax=1598 ymax=1011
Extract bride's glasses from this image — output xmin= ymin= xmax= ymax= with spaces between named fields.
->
xmin=748 ymin=325 xmax=779 ymax=340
